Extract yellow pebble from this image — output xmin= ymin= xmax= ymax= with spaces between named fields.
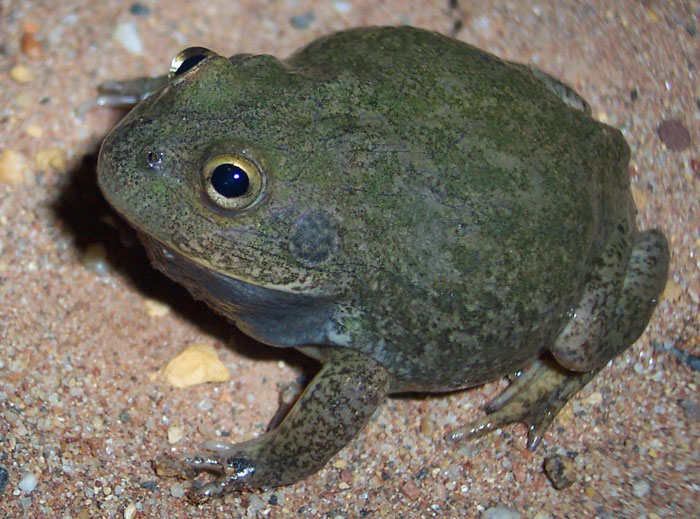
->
xmin=163 ymin=343 xmax=231 ymax=388
xmin=630 ymin=185 xmax=647 ymax=211
xmin=35 ymin=146 xmax=67 ymax=171
xmin=10 ymin=64 xmax=35 ymax=83
xmin=646 ymin=7 xmax=660 ymax=23
xmin=661 ymin=279 xmax=682 ymax=302
xmin=333 ymin=459 xmax=348 ymax=469
xmin=14 ymin=92 xmax=33 ymax=110
xmin=26 ymin=124 xmax=43 ymax=138
xmin=0 ymin=149 xmax=28 ymax=184
xmin=144 ymin=298 xmax=171 ymax=317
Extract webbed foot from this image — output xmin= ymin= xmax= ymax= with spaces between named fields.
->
xmin=154 ymin=349 xmax=392 ymax=500
xmin=447 ymin=358 xmax=595 ymax=449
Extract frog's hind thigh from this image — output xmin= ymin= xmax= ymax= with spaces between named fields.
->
xmin=447 ymin=229 xmax=669 ymax=449
xmin=552 ymin=228 xmax=669 ymax=372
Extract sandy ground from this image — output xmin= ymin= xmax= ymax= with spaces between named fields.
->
xmin=1 ymin=1 xmax=698 ymax=518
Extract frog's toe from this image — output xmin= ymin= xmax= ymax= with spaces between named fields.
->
xmin=154 ymin=446 xmax=254 ymax=500
xmin=180 ymin=450 xmax=226 ymax=473
xmin=189 ymin=477 xmax=231 ymax=503
xmin=447 ymin=358 xmax=595 ymax=449
xmin=158 ymin=445 xmax=261 ymax=501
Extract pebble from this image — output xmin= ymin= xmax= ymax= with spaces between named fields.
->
xmin=18 ymin=472 xmax=38 ymax=493
xmin=679 ymin=399 xmax=700 ymax=422
xmin=400 ymin=480 xmax=420 ymax=500
xmin=139 ymin=480 xmax=158 ymax=491
xmin=543 ymin=454 xmax=577 ymax=489
xmin=82 ymin=243 xmax=109 ymax=275
xmin=333 ymin=1 xmax=352 ymax=13
xmin=113 ymin=22 xmax=143 ymax=55
xmin=35 ymin=146 xmax=67 ymax=171
xmin=22 ymin=21 xmax=40 ymax=34
xmin=290 ymin=11 xmax=315 ymax=30
xmin=129 ymin=3 xmax=151 ymax=16
xmin=632 ymin=479 xmax=651 ymax=498
xmin=0 ymin=149 xmax=29 ymax=184
xmin=0 ymin=466 xmax=7 ymax=497
xmin=144 ymin=298 xmax=171 ymax=317
xmin=247 ymin=494 xmax=265 ymax=513
xmin=124 ymin=502 xmax=137 ymax=519
xmin=169 ymin=482 xmax=186 ymax=498
xmin=14 ymin=92 xmax=33 ymax=110
xmin=163 ymin=343 xmax=231 ymax=388
xmin=662 ymin=279 xmax=682 ymax=302
xmin=656 ymin=119 xmax=692 ymax=151
xmin=482 ymin=506 xmax=522 ymax=519
xmin=630 ymin=185 xmax=647 ymax=211
xmin=25 ymin=124 xmax=43 ymax=138
xmin=167 ymin=424 xmax=184 ymax=444
xmin=10 ymin=64 xmax=35 ymax=83
xmin=21 ymin=31 xmax=42 ymax=58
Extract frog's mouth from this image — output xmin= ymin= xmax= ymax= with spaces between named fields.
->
xmin=138 ymin=234 xmax=338 ymax=349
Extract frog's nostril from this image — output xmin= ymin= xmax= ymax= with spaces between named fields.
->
xmin=147 ymin=150 xmax=164 ymax=171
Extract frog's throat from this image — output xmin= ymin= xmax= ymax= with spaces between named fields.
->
xmin=138 ymin=235 xmax=339 ymax=349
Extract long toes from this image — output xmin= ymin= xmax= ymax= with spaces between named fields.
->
xmin=447 ymin=357 xmax=596 ymax=449
xmin=180 ymin=452 xmax=225 ymax=473
xmin=200 ymin=439 xmax=236 ymax=453
xmin=446 ymin=403 xmax=532 ymax=444
xmin=446 ymin=413 xmax=498 ymax=443
xmin=187 ymin=476 xmax=231 ymax=504
xmin=153 ymin=453 xmax=190 ymax=478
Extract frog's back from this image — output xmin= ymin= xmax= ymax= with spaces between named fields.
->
xmin=286 ymin=27 xmax=631 ymax=387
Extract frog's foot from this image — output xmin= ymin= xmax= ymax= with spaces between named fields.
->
xmin=76 ymin=75 xmax=168 ymax=117
xmin=447 ymin=357 xmax=596 ymax=449
xmin=155 ymin=349 xmax=392 ymax=501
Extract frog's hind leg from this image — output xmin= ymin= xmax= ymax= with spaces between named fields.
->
xmin=448 ymin=229 xmax=669 ymax=449
xmin=154 ymin=348 xmax=392 ymax=501
xmin=553 ymin=229 xmax=669 ymax=372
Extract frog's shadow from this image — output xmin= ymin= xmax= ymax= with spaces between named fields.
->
xmin=52 ymin=143 xmax=316 ymax=377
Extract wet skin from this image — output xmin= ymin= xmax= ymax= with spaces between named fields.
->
xmin=96 ymin=26 xmax=669 ymax=499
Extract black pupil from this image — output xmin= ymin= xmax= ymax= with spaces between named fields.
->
xmin=211 ymin=164 xmax=250 ymax=198
xmin=175 ymin=54 xmax=206 ymax=76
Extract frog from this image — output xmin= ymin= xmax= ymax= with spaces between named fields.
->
xmin=95 ymin=26 xmax=669 ymax=499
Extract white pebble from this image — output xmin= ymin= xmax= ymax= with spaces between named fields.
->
xmin=114 ymin=22 xmax=143 ymax=55
xmin=167 ymin=424 xmax=184 ymax=444
xmin=632 ymin=479 xmax=650 ymax=498
xmin=482 ymin=506 xmax=522 ymax=519
xmin=170 ymin=482 xmax=186 ymax=498
xmin=18 ymin=472 xmax=38 ymax=493
xmin=333 ymin=2 xmax=351 ymax=13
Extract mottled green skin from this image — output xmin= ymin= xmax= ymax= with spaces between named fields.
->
xmin=97 ymin=26 xmax=669 ymax=493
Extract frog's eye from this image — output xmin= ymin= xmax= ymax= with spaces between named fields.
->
xmin=202 ymin=153 xmax=266 ymax=211
xmin=169 ymin=47 xmax=216 ymax=80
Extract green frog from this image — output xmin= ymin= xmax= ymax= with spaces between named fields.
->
xmin=96 ymin=26 xmax=669 ymax=499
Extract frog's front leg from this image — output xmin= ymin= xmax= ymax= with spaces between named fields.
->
xmin=449 ymin=228 xmax=669 ymax=449
xmin=158 ymin=348 xmax=392 ymax=501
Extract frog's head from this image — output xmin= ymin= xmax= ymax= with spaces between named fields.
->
xmin=98 ymin=47 xmax=349 ymax=302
